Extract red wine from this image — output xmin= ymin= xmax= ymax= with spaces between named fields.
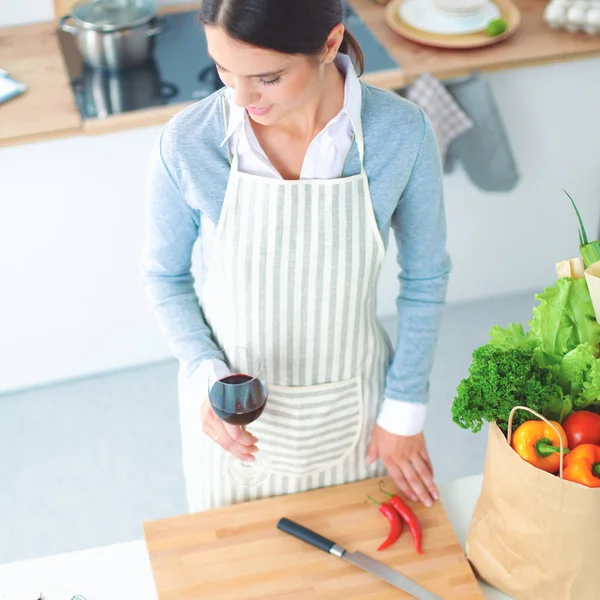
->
xmin=210 ymin=374 xmax=267 ymax=426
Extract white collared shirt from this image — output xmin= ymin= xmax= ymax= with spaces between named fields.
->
xmin=222 ymin=53 xmax=361 ymax=180
xmin=197 ymin=53 xmax=427 ymax=437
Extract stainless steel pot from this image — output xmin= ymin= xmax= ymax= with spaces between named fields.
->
xmin=60 ymin=7 xmax=160 ymax=71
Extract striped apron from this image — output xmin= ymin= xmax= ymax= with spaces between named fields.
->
xmin=178 ymin=115 xmax=393 ymax=512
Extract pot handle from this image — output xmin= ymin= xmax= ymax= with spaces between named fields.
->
xmin=147 ymin=14 xmax=167 ymax=37
xmin=146 ymin=23 xmax=161 ymax=37
xmin=160 ymin=82 xmax=179 ymax=100
xmin=60 ymin=15 xmax=77 ymax=35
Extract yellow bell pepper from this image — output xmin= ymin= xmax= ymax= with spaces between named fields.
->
xmin=511 ymin=419 xmax=570 ymax=473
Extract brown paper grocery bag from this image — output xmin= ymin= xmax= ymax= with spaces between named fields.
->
xmin=584 ymin=259 xmax=600 ymax=324
xmin=465 ymin=407 xmax=600 ymax=600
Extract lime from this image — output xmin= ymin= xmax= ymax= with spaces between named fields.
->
xmin=486 ymin=18 xmax=509 ymax=37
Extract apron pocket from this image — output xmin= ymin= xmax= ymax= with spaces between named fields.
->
xmin=248 ymin=376 xmax=364 ymax=477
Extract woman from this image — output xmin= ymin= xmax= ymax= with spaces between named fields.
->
xmin=143 ymin=0 xmax=451 ymax=513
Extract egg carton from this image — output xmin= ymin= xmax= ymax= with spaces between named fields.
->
xmin=543 ymin=0 xmax=600 ymax=33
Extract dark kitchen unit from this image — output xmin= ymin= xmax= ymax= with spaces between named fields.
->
xmin=56 ymin=4 xmax=399 ymax=121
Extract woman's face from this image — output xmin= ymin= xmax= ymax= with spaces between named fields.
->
xmin=205 ymin=25 xmax=328 ymax=126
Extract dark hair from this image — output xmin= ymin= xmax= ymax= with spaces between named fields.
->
xmin=198 ymin=0 xmax=365 ymax=75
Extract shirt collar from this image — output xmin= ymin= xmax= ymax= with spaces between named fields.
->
xmin=334 ymin=52 xmax=363 ymax=140
xmin=220 ymin=52 xmax=362 ymax=147
xmin=221 ymin=93 xmax=247 ymax=147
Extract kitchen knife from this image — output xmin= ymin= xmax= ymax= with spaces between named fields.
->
xmin=277 ymin=518 xmax=443 ymax=600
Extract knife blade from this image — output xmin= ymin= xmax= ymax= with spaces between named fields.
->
xmin=277 ymin=517 xmax=443 ymax=600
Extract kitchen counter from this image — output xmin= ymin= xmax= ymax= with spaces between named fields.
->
xmin=0 ymin=22 xmax=80 ymax=147
xmin=2 ymin=0 xmax=600 ymax=148
xmin=0 ymin=474 xmax=512 ymax=600
xmin=350 ymin=0 xmax=600 ymax=84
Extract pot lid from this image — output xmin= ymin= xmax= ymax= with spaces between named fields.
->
xmin=71 ymin=0 xmax=156 ymax=31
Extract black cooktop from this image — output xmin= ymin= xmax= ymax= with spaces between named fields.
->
xmin=57 ymin=5 xmax=399 ymax=120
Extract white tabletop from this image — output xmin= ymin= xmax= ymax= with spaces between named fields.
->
xmin=0 ymin=474 xmax=512 ymax=600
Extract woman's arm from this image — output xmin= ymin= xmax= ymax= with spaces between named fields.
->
xmin=378 ymin=109 xmax=452 ymax=435
xmin=142 ymin=130 xmax=221 ymax=379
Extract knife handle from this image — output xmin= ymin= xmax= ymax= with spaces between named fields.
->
xmin=277 ymin=518 xmax=343 ymax=555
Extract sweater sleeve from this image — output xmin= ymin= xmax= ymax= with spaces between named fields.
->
xmin=382 ymin=109 xmax=452 ymax=413
xmin=142 ymin=130 xmax=221 ymax=378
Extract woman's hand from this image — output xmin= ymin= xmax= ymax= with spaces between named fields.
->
xmin=201 ymin=398 xmax=259 ymax=462
xmin=366 ymin=425 xmax=439 ymax=507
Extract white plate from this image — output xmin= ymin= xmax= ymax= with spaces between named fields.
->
xmin=399 ymin=0 xmax=501 ymax=34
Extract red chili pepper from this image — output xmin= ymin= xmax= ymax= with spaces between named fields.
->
xmin=379 ymin=481 xmax=423 ymax=554
xmin=366 ymin=495 xmax=403 ymax=551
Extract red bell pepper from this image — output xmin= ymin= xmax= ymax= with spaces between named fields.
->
xmin=562 ymin=410 xmax=600 ymax=449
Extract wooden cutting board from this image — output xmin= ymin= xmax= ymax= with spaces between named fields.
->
xmin=143 ymin=476 xmax=485 ymax=599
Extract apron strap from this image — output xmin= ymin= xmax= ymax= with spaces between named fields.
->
xmin=354 ymin=119 xmax=366 ymax=171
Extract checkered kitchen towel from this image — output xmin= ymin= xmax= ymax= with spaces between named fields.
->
xmin=404 ymin=72 xmax=474 ymax=160
xmin=402 ymin=72 xmax=520 ymax=192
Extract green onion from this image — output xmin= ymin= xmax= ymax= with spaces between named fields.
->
xmin=581 ymin=243 xmax=600 ymax=268
xmin=564 ymin=189 xmax=600 ymax=268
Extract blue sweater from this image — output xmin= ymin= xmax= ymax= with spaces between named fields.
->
xmin=143 ymin=82 xmax=451 ymax=407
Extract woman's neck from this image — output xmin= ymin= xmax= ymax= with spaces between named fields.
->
xmin=270 ymin=63 xmax=345 ymax=141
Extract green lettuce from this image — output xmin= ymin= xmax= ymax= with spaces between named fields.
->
xmin=553 ymin=342 xmax=597 ymax=397
xmin=455 ymin=277 xmax=600 ymax=426
xmin=543 ymin=392 xmax=573 ymax=423
xmin=554 ymin=342 xmax=600 ymax=412
xmin=530 ymin=277 xmax=600 ymax=364
xmin=488 ymin=323 xmax=537 ymax=351
xmin=529 ymin=277 xmax=573 ymax=364
xmin=580 ymin=371 xmax=600 ymax=412
xmin=565 ymin=278 xmax=600 ymax=350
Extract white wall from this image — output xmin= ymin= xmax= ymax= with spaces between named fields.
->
xmin=1 ymin=50 xmax=600 ymax=392
xmin=0 ymin=0 xmax=53 ymax=27
xmin=0 ymin=127 xmax=166 ymax=392
xmin=375 ymin=57 xmax=600 ymax=316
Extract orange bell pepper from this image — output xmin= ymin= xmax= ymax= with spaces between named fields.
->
xmin=511 ymin=419 xmax=570 ymax=473
xmin=563 ymin=443 xmax=600 ymax=488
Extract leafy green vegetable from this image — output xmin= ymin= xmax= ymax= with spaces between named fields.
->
xmin=565 ymin=189 xmax=589 ymax=246
xmin=579 ymin=369 xmax=600 ymax=412
xmin=563 ymin=278 xmax=600 ymax=352
xmin=451 ymin=346 xmax=564 ymax=434
xmin=487 ymin=323 xmax=537 ymax=351
xmin=543 ymin=393 xmax=573 ymax=424
xmin=524 ymin=277 xmax=599 ymax=365
xmin=452 ymin=276 xmax=600 ymax=433
xmin=564 ymin=189 xmax=600 ymax=268
xmin=529 ymin=277 xmax=573 ymax=365
xmin=553 ymin=342 xmax=600 ymax=412
xmin=529 ymin=277 xmax=600 ymax=358
xmin=552 ymin=342 xmax=597 ymax=397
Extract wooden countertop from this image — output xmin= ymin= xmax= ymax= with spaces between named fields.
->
xmin=350 ymin=0 xmax=600 ymax=84
xmin=0 ymin=21 xmax=81 ymax=147
xmin=2 ymin=0 xmax=600 ymax=148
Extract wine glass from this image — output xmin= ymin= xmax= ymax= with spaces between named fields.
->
xmin=208 ymin=346 xmax=270 ymax=486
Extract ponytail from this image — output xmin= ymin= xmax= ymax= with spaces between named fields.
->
xmin=340 ymin=29 xmax=365 ymax=76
